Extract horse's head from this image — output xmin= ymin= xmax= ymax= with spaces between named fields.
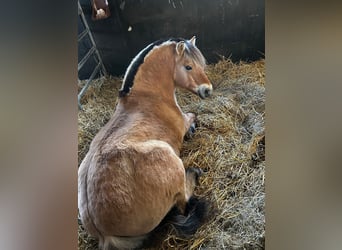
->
xmin=173 ymin=36 xmax=212 ymax=99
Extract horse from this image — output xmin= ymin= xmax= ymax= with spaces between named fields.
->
xmin=78 ymin=36 xmax=213 ymax=249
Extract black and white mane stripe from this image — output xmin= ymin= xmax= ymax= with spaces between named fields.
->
xmin=119 ymin=38 xmax=186 ymax=98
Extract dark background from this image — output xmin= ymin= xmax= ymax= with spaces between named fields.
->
xmin=78 ymin=0 xmax=265 ymax=79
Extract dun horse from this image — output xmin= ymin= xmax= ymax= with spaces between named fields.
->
xmin=78 ymin=36 xmax=213 ymax=249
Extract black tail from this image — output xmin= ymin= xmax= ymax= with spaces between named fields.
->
xmin=162 ymin=196 xmax=209 ymax=238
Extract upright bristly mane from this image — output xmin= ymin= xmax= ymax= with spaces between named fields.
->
xmin=118 ymin=37 xmax=206 ymax=97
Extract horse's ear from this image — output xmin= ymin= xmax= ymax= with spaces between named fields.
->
xmin=176 ymin=41 xmax=186 ymax=56
xmin=189 ymin=36 xmax=196 ymax=46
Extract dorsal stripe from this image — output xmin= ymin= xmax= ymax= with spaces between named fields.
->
xmin=119 ymin=38 xmax=185 ymax=97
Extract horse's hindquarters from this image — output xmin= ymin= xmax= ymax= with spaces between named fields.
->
xmin=81 ymin=140 xmax=186 ymax=237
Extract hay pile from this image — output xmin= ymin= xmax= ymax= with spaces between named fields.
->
xmin=78 ymin=58 xmax=265 ymax=249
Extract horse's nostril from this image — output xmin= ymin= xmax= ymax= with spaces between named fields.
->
xmin=198 ymin=85 xmax=212 ymax=99
xmin=204 ymin=89 xmax=210 ymax=96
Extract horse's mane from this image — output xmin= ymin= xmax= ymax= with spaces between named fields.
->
xmin=119 ymin=37 xmax=206 ymax=97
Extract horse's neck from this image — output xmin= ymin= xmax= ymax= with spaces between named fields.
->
xmin=118 ymin=47 xmax=185 ymax=152
xmin=130 ymin=46 xmax=176 ymax=102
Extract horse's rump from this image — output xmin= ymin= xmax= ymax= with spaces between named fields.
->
xmin=79 ymin=140 xmax=186 ymax=237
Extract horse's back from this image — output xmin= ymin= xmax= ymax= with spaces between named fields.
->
xmin=78 ymin=139 xmax=186 ymax=237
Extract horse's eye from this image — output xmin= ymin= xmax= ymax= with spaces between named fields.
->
xmin=185 ymin=65 xmax=192 ymax=71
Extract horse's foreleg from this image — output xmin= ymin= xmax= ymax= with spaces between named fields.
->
xmin=183 ymin=112 xmax=196 ymax=137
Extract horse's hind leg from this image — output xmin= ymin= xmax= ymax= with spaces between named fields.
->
xmin=185 ymin=167 xmax=203 ymax=198
xmin=175 ymin=167 xmax=203 ymax=214
xmin=169 ymin=167 xmax=208 ymax=237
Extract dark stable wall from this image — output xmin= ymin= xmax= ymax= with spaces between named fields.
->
xmin=78 ymin=0 xmax=264 ymax=79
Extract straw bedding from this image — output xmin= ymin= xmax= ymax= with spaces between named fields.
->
xmin=78 ymin=58 xmax=265 ymax=249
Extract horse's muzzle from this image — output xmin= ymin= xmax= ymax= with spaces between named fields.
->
xmin=198 ymin=84 xmax=213 ymax=99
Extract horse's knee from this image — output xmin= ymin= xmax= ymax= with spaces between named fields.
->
xmin=185 ymin=112 xmax=196 ymax=122
xmin=184 ymin=112 xmax=196 ymax=131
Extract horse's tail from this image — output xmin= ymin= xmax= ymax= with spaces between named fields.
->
xmin=162 ymin=196 xmax=209 ymax=238
xmin=100 ymin=235 xmax=147 ymax=250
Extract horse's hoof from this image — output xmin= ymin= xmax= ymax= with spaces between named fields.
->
xmin=186 ymin=167 xmax=204 ymax=185
xmin=189 ymin=123 xmax=196 ymax=134
xmin=185 ymin=123 xmax=196 ymax=139
xmin=192 ymin=167 xmax=203 ymax=177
